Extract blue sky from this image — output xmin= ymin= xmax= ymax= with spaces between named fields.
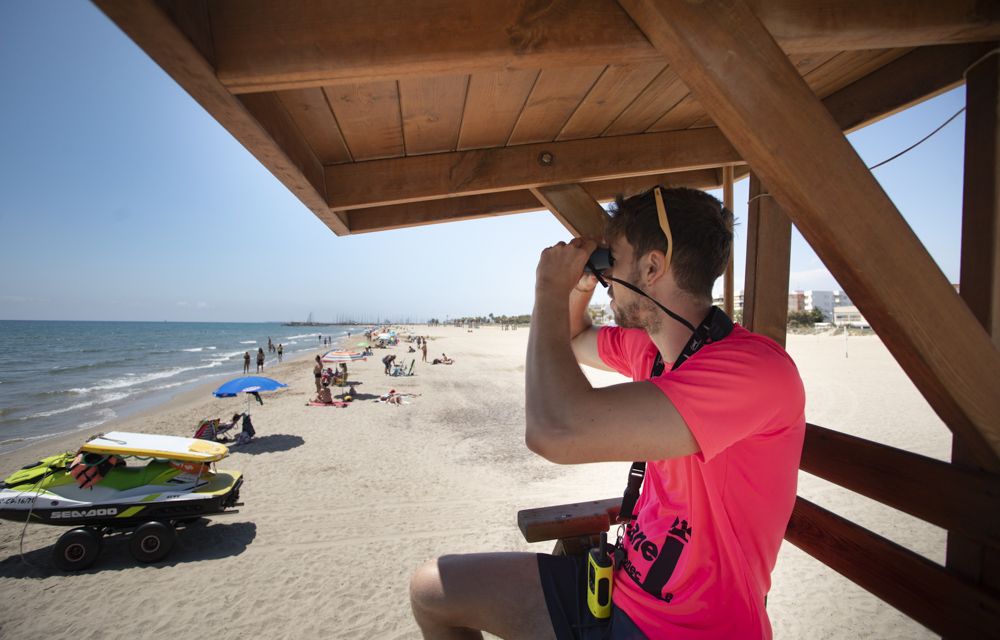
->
xmin=0 ymin=2 xmax=968 ymax=322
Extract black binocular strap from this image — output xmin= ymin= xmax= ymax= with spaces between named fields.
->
xmin=617 ymin=307 xmax=733 ymax=523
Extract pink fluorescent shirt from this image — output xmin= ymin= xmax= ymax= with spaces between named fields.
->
xmin=597 ymin=324 xmax=805 ymax=639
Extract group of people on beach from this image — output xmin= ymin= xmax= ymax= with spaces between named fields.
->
xmin=305 ymin=329 xmax=438 ymax=405
xmin=242 ymin=349 xmax=264 ymax=373
xmin=242 ymin=340 xmax=282 ymax=374
xmin=266 ymin=337 xmax=283 ymax=361
xmin=310 ymin=354 xmax=353 ymax=405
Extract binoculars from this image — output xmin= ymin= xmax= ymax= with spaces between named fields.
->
xmin=584 ymin=247 xmax=612 ymax=275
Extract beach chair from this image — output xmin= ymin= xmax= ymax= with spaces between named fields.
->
xmin=193 ymin=418 xmax=222 ymax=441
xmin=194 ymin=418 xmax=236 ymax=442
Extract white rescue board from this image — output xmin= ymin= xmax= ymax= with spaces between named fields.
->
xmin=81 ymin=431 xmax=229 ymax=462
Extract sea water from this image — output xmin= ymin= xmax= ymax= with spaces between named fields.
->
xmin=0 ymin=320 xmax=360 ymax=455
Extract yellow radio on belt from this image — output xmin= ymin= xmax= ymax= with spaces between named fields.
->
xmin=587 ymin=532 xmax=614 ymax=619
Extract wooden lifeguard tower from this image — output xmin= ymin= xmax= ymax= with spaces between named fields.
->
xmin=95 ymin=2 xmax=1000 ymax=636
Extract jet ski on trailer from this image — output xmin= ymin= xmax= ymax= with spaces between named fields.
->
xmin=0 ymin=431 xmax=243 ymax=570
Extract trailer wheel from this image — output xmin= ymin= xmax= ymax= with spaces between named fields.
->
xmin=129 ymin=521 xmax=175 ymax=563
xmin=53 ymin=527 xmax=102 ymax=571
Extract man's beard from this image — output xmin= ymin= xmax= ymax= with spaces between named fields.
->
xmin=613 ymin=296 xmax=660 ymax=333
xmin=612 ymin=297 xmax=642 ymax=328
xmin=611 ymin=269 xmax=661 ymax=333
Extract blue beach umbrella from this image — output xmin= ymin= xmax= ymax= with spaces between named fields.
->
xmin=213 ymin=376 xmax=288 ymax=397
xmin=213 ymin=376 xmax=288 ymax=414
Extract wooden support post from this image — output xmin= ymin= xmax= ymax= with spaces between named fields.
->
xmin=958 ymin=50 xmax=1000 ymax=343
xmin=948 ymin=47 xmax=1000 ymax=611
xmin=742 ymin=174 xmax=791 ymax=346
xmin=618 ymin=0 xmax=1000 ymax=468
xmin=722 ymin=165 xmax=735 ymax=316
xmin=529 ymin=184 xmax=610 ymax=239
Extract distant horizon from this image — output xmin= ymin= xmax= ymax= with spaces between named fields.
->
xmin=1 ymin=280 xmax=956 ymax=324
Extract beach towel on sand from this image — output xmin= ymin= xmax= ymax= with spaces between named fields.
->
xmin=307 ymin=401 xmax=349 ymax=408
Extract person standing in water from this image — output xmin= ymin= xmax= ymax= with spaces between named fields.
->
xmin=277 ymin=344 xmax=283 ymax=362
xmin=256 ymin=347 xmax=265 ymax=372
xmin=243 ymin=351 xmax=251 ymax=374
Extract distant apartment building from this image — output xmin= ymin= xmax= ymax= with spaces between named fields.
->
xmin=712 ymin=291 xmax=744 ymax=316
xmin=788 ymin=291 xmax=804 ymax=313
xmin=791 ymin=289 xmax=853 ymax=321
xmin=715 ymin=289 xmax=855 ymax=324
xmin=834 ymin=305 xmax=869 ymax=328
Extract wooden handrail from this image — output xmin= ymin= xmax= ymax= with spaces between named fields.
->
xmin=518 ymin=498 xmax=620 ymax=543
xmin=802 ymin=423 xmax=1000 ymax=547
xmin=786 ymin=497 xmax=1000 ymax=638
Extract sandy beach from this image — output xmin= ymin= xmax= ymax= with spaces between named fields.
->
xmin=0 ymin=326 xmax=945 ymax=639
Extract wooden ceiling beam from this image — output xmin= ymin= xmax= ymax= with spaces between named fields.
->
xmin=93 ymin=0 xmax=350 ymax=235
xmin=345 ymin=190 xmax=541 ymax=234
xmin=530 ymin=185 xmax=610 ymax=238
xmin=344 ymin=169 xmax=724 ymax=234
xmin=210 ymin=0 xmax=1000 ymax=94
xmin=827 ymin=42 xmax=1000 ymax=133
xmin=326 ymin=128 xmax=742 ymax=210
xmin=618 ymin=0 xmax=1000 ymax=466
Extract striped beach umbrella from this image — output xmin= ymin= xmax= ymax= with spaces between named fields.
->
xmin=321 ymin=350 xmax=367 ymax=364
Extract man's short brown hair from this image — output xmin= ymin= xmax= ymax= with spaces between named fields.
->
xmin=606 ymin=186 xmax=734 ymax=301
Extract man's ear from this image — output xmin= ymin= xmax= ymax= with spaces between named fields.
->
xmin=643 ymin=250 xmax=668 ymax=285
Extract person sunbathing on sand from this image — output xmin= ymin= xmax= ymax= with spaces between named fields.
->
xmin=312 ymin=383 xmax=333 ymax=404
xmin=431 ymin=353 xmax=454 ymax=365
xmin=378 ymin=389 xmax=419 ymax=405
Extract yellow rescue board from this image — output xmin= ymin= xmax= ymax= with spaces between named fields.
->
xmin=81 ymin=431 xmax=229 ymax=462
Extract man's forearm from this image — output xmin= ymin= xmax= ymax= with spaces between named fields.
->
xmin=526 ymin=296 xmax=593 ymax=439
xmin=568 ymin=287 xmax=595 ymax=340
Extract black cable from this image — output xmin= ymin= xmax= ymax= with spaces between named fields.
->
xmin=867 ymin=107 xmax=965 ymax=171
xmin=600 ymin=275 xmax=697 ymax=333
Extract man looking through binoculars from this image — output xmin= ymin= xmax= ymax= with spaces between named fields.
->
xmin=410 ymin=187 xmax=805 ymax=639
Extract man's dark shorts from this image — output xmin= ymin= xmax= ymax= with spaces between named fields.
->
xmin=537 ymin=554 xmax=647 ymax=640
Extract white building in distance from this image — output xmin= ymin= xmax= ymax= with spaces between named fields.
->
xmin=715 ymin=289 xmax=853 ymax=324
xmin=834 ymin=305 xmax=870 ymax=328
xmin=797 ymin=290 xmax=853 ymax=321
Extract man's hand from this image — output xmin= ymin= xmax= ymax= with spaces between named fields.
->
xmin=535 ymin=238 xmax=598 ymax=298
